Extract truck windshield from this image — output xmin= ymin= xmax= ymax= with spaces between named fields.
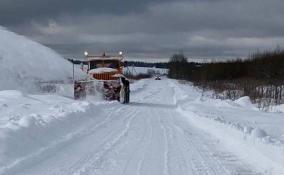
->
xmin=89 ymin=60 xmax=119 ymax=70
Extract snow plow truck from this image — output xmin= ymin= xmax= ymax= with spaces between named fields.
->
xmin=74 ymin=52 xmax=130 ymax=104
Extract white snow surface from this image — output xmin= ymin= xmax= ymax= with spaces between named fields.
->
xmin=267 ymin=104 xmax=284 ymax=113
xmin=0 ymin=27 xmax=84 ymax=91
xmin=88 ymin=68 xmax=117 ymax=74
xmin=124 ymin=66 xmax=168 ymax=76
xmin=234 ymin=96 xmax=258 ymax=110
xmin=0 ymin=78 xmax=284 ymax=175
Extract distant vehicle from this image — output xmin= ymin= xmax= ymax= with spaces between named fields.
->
xmin=155 ymin=75 xmax=161 ymax=80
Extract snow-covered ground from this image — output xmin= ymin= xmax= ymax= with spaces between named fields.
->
xmin=172 ymin=81 xmax=284 ymax=174
xmin=1 ymin=78 xmax=284 ymax=175
xmin=124 ymin=66 xmax=168 ymax=76
xmin=1 ymin=26 xmax=283 ymax=175
xmin=0 ymin=26 xmax=84 ymax=92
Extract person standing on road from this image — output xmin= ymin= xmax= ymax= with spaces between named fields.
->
xmin=125 ymin=78 xmax=130 ymax=103
xmin=120 ymin=76 xmax=130 ymax=104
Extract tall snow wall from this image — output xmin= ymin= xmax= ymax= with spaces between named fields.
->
xmin=0 ymin=26 xmax=84 ymax=91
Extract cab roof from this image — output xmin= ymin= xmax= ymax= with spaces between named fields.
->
xmin=86 ymin=55 xmax=123 ymax=62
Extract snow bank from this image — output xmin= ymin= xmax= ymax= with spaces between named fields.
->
xmin=0 ymin=78 xmax=149 ymax=171
xmin=0 ymin=91 xmax=112 ymax=173
xmin=234 ymin=96 xmax=257 ymax=110
xmin=177 ymin=107 xmax=284 ymax=174
xmin=0 ymin=77 xmax=151 ymax=173
xmin=0 ymin=26 xmax=84 ymax=92
xmin=0 ymin=91 xmax=86 ymax=130
xmin=173 ymin=81 xmax=284 ymax=174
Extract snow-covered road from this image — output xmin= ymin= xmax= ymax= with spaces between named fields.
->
xmin=1 ymin=79 xmax=265 ymax=175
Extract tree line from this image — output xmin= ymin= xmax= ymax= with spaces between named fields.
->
xmin=168 ymin=49 xmax=284 ymax=107
xmin=124 ymin=61 xmax=167 ymax=69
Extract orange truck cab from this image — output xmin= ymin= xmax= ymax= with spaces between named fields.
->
xmin=85 ymin=53 xmax=124 ymax=81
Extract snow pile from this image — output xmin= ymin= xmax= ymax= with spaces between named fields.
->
xmin=0 ymin=91 xmax=107 ymax=172
xmin=234 ymin=96 xmax=257 ymax=110
xmin=251 ymin=128 xmax=267 ymax=138
xmin=0 ymin=91 xmax=87 ymax=130
xmin=0 ymin=26 xmax=84 ymax=91
xmin=88 ymin=68 xmax=117 ymax=74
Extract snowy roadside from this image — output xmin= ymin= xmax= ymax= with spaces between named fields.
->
xmin=0 ymin=90 xmax=93 ymax=172
xmin=171 ymin=80 xmax=284 ymax=174
xmin=130 ymin=78 xmax=149 ymax=92
xmin=1 ymin=77 xmax=283 ymax=174
xmin=0 ymin=79 xmax=147 ymax=173
xmin=124 ymin=67 xmax=168 ymax=76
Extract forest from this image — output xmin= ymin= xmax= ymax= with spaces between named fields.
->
xmin=168 ymin=49 xmax=284 ymax=107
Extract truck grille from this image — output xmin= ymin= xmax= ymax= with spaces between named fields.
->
xmin=92 ymin=73 xmax=118 ymax=80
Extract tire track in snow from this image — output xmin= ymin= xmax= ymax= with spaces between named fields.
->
xmin=70 ymin=108 xmax=139 ymax=175
xmin=159 ymin=115 xmax=170 ymax=175
xmin=172 ymin=115 xmax=261 ymax=175
xmin=163 ymin=113 xmax=190 ymax=175
xmin=84 ymin=105 xmax=157 ymax=175
xmin=136 ymin=115 xmax=153 ymax=175
xmin=65 ymin=111 xmax=136 ymax=174
xmin=74 ymin=105 xmax=155 ymax=175
xmin=3 ymin=79 xmax=265 ymax=175
xmin=64 ymin=107 xmax=138 ymax=174
xmin=0 ymin=105 xmax=127 ymax=175
xmin=63 ymin=106 xmax=134 ymax=171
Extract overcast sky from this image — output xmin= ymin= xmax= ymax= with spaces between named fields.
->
xmin=1 ymin=0 xmax=284 ymax=59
